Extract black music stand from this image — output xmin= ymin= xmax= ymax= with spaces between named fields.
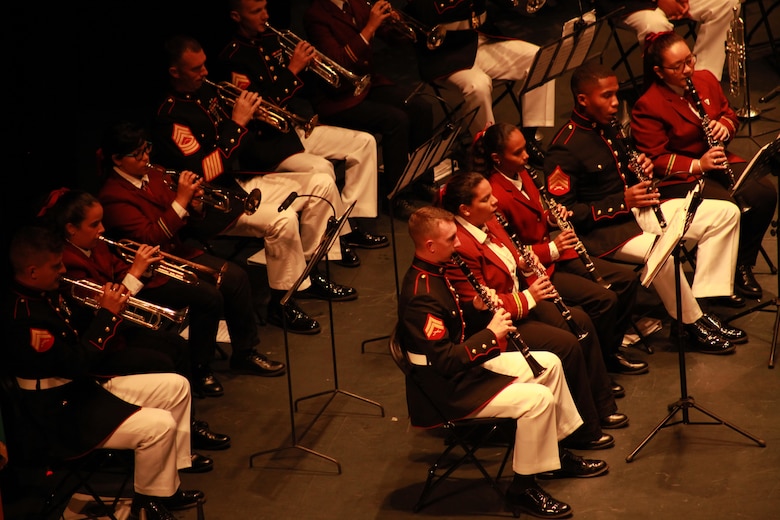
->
xmin=248 ymin=201 xmax=383 ymax=474
xmin=626 ymin=184 xmax=766 ymax=462
xmin=518 ymin=9 xmax=609 ymax=109
xmin=359 ymin=107 xmax=478 ymax=353
xmin=725 ymin=137 xmax=780 ymax=367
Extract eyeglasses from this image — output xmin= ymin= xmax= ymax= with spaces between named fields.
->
xmin=124 ymin=141 xmax=152 ymax=160
xmin=661 ymin=54 xmax=697 ymax=73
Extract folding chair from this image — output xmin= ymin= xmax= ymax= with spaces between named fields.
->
xmin=388 ymin=326 xmax=518 ymax=516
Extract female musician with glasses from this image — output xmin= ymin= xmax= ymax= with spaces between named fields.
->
xmin=631 ymin=31 xmax=777 ymax=301
xmin=440 ymin=171 xmax=629 ymax=451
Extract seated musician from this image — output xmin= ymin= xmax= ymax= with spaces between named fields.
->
xmin=544 ymin=61 xmax=747 ymax=354
xmin=631 ymin=31 xmax=777 ymax=301
xmin=4 ymin=225 xmax=204 ymax=520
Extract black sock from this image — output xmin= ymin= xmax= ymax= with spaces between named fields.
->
xmin=509 ymin=473 xmax=536 ymax=493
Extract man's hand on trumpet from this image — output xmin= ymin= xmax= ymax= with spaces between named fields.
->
xmin=231 ymin=89 xmax=262 ymax=127
xmin=288 ymin=39 xmax=317 ymax=75
xmin=97 ymin=281 xmax=131 ymax=316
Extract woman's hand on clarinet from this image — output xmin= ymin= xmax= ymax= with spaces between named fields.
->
xmin=487 ymin=307 xmax=516 ymax=341
xmin=473 ymin=287 xmax=502 ymax=311
xmin=700 ymin=146 xmax=728 ymax=172
xmin=553 ymin=228 xmax=578 ymax=252
xmin=528 ymin=275 xmax=556 ymax=302
xmin=624 ymin=182 xmax=660 ymax=209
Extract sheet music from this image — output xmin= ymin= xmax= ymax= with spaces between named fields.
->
xmin=731 ymin=137 xmax=780 ymax=193
xmin=641 ymin=188 xmax=697 ymax=288
xmin=566 ymin=10 xmax=597 ymax=69
xmin=527 ymin=45 xmax=557 ymax=91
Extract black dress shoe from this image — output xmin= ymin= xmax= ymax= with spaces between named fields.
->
xmin=179 ymin=453 xmax=213 ymax=474
xmin=130 ymin=498 xmax=176 ymax=520
xmin=611 ymin=380 xmax=625 ymax=398
xmin=192 ymin=419 xmax=231 ymax=450
xmin=537 ymin=449 xmax=609 ymax=479
xmin=161 ymin=488 xmax=205 ymax=510
xmin=229 ymin=349 xmax=286 ymax=376
xmin=560 ymin=432 xmax=614 ymax=451
xmin=267 ymin=299 xmax=321 ymax=335
xmin=342 ymin=229 xmax=389 ymax=249
xmin=505 ymin=485 xmax=572 ymax=518
xmin=297 ymin=271 xmax=358 ymax=301
xmin=605 ymin=352 xmax=649 ymax=375
xmin=699 ymin=313 xmax=748 ymax=344
xmin=735 ymin=264 xmax=762 ymax=299
xmin=702 ymin=294 xmax=746 ymax=308
xmin=192 ymin=371 xmax=224 ymax=398
xmin=335 ymin=239 xmax=361 ymax=267
xmin=677 ymin=318 xmax=736 ymax=355
xmin=600 ymin=413 xmax=629 ymax=429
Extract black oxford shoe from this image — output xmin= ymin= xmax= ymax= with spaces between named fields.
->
xmin=179 ymin=453 xmax=213 ymax=474
xmin=537 ymin=449 xmax=609 ymax=479
xmin=267 ymin=299 xmax=321 ymax=335
xmin=130 ymin=498 xmax=176 ymax=520
xmin=699 ymin=313 xmax=748 ymax=344
xmin=600 ymin=413 xmax=629 ymax=429
xmin=161 ymin=488 xmax=205 ymax=510
xmin=298 ymin=272 xmax=358 ymax=301
xmin=735 ymin=264 xmax=762 ymax=299
xmin=506 ymin=485 xmax=572 ymax=518
xmin=560 ymin=433 xmax=614 ymax=451
xmin=611 ymin=379 xmax=625 ymax=398
xmin=702 ymin=294 xmax=746 ymax=308
xmin=229 ymin=350 xmax=286 ymax=377
xmin=605 ymin=353 xmax=649 ymax=375
xmin=343 ymin=229 xmax=389 ymax=249
xmin=335 ymin=239 xmax=361 ymax=267
xmin=193 ymin=371 xmax=224 ymax=398
xmin=192 ymin=419 xmax=231 ymax=450
xmin=677 ymin=318 xmax=736 ymax=355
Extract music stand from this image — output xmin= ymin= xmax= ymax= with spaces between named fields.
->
xmin=725 ymin=137 xmax=780 ymax=367
xmin=359 ymin=107 xmax=478 ymax=353
xmin=627 ymin=183 xmax=766 ymax=462
xmin=518 ymin=9 xmax=609 ymax=107
xmin=249 ymin=201 xmax=383 ymax=474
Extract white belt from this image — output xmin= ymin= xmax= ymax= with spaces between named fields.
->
xmin=439 ymin=11 xmax=487 ymax=32
xmin=16 ymin=377 xmax=72 ymax=390
xmin=407 ymin=352 xmax=430 ymax=366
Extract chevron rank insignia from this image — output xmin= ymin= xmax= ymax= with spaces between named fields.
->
xmin=30 ymin=328 xmax=55 ymax=353
xmin=423 ymin=314 xmax=446 ymax=341
xmin=547 ymin=166 xmax=571 ymax=196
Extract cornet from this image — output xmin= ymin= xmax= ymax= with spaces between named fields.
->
xmin=149 ymin=163 xmax=262 ymax=215
xmin=264 ymin=23 xmax=371 ymax=97
xmin=370 ymin=2 xmax=446 ymax=50
xmin=204 ymin=78 xmax=319 ymax=138
xmin=61 ymin=277 xmax=189 ymax=330
xmin=99 ymin=236 xmax=226 ymax=289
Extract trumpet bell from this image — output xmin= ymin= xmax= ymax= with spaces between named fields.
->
xmin=244 ymin=188 xmax=262 ymax=215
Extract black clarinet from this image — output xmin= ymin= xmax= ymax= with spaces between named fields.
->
xmin=494 ymin=211 xmax=589 ymax=342
xmin=451 ymin=252 xmax=547 ymax=377
xmin=527 ymin=166 xmax=612 ymax=289
xmin=610 ymin=119 xmax=667 ymax=230
xmin=685 ymin=77 xmax=736 ymax=189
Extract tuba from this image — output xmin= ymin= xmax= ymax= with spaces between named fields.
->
xmin=204 ymin=78 xmax=319 ymax=138
xmin=726 ymin=3 xmax=759 ymax=119
xmin=264 ymin=23 xmax=371 ymax=97
xmin=61 ymin=277 xmax=189 ymax=330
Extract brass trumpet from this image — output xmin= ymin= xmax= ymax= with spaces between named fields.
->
xmin=264 ymin=23 xmax=371 ymax=97
xmin=150 ymin=163 xmax=262 ymax=215
xmin=61 ymin=277 xmax=189 ymax=330
xmin=372 ymin=2 xmax=446 ymax=50
xmin=204 ymin=78 xmax=319 ymax=138
xmin=99 ymin=236 xmax=226 ymax=289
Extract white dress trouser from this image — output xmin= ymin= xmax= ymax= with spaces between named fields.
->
xmin=472 ymin=351 xmax=582 ymax=476
xmin=99 ymin=373 xmax=191 ymax=497
xmin=446 ymin=35 xmax=556 ymax=136
xmin=613 ymin=198 xmax=739 ymax=323
xmin=621 ymin=0 xmax=738 ymax=80
xmin=277 ymin=125 xmax=378 ymax=219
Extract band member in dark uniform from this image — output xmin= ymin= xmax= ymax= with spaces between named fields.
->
xmin=3 ymin=225 xmax=204 ymax=520
xmin=398 ymin=206 xmax=607 ymax=517
xmin=220 ymin=0 xmax=388 ymax=257
xmin=544 ymin=61 xmax=747 ymax=355
xmin=471 ymin=122 xmax=645 ymax=377
xmin=631 ymin=30 xmax=777 ymax=300
xmin=441 ymin=172 xmax=628 ymax=451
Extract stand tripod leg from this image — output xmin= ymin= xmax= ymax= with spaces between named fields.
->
xmin=625 ymin=402 xmax=685 ymax=462
xmin=686 ymin=401 xmax=766 ymax=447
xmin=770 ymin=301 xmax=779 ymax=368
xmin=249 ymin=444 xmax=341 ymax=473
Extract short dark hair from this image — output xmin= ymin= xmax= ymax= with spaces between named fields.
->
xmin=408 ymin=206 xmax=454 ymax=246
xmin=570 ymin=61 xmax=617 ymax=98
xmin=163 ymin=34 xmax=203 ymax=68
xmin=9 ymin=226 xmax=64 ymax=275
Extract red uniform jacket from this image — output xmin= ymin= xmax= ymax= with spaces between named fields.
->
xmin=631 ymin=69 xmax=743 ymax=186
xmin=62 ymin=241 xmax=167 ymax=291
